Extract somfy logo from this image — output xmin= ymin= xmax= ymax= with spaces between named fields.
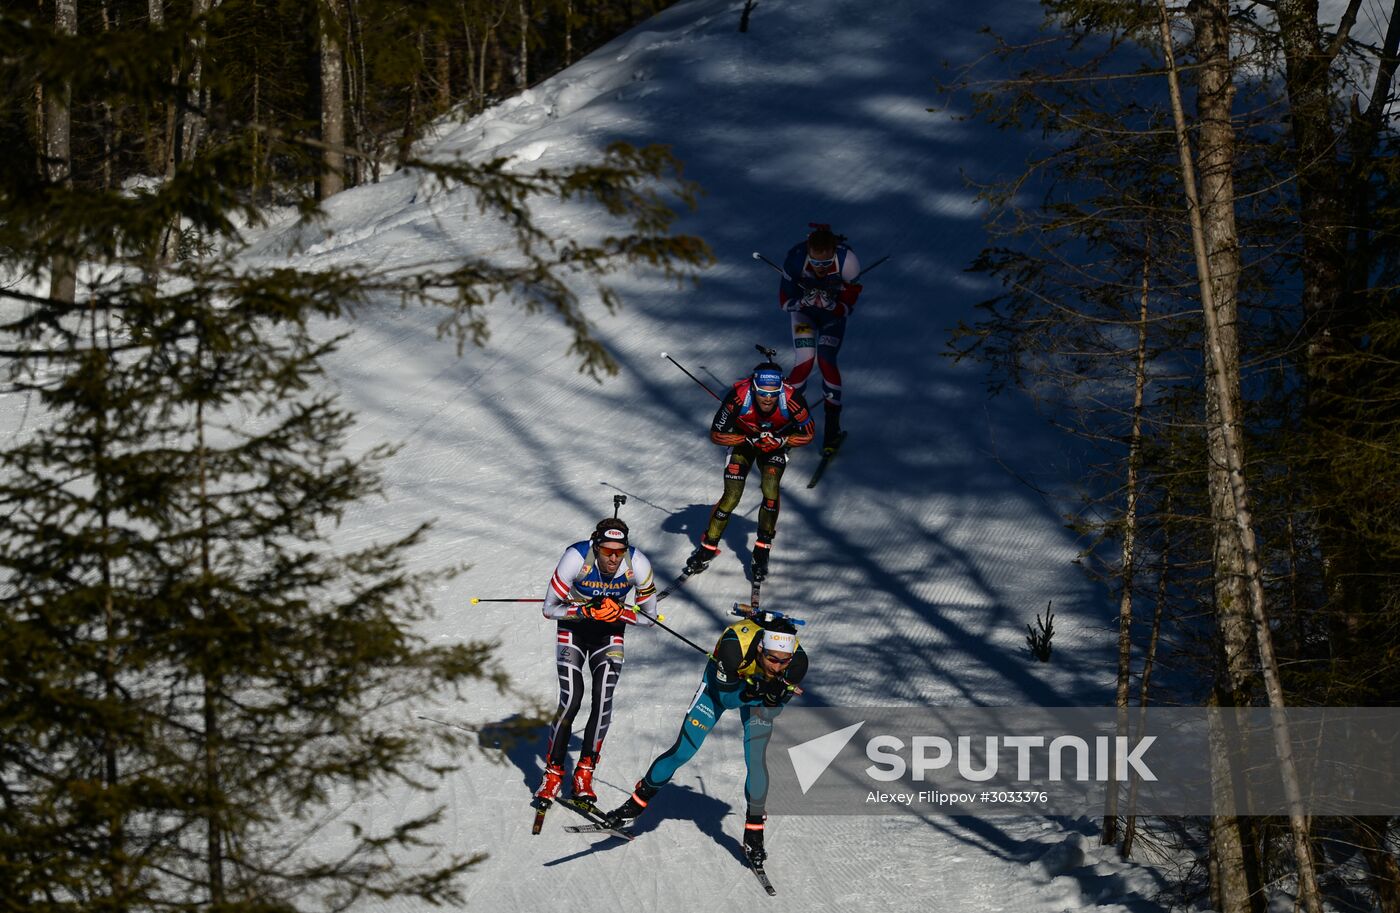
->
xmin=787 ymin=721 xmax=865 ymax=793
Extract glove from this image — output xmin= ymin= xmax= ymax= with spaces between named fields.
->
xmin=839 ymin=282 xmax=862 ymax=308
xmin=741 ymin=676 xmax=788 ymax=705
xmin=580 ymin=595 xmax=623 ymax=623
xmin=747 ymin=431 xmax=787 ymax=453
xmin=799 ymin=289 xmax=835 ymax=311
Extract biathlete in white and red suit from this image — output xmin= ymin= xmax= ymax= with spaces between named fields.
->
xmin=684 ymin=362 xmax=815 ymax=582
xmin=777 ymin=224 xmax=862 ymax=450
xmin=535 ymin=518 xmax=657 ymax=805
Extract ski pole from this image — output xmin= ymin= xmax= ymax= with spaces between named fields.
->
xmin=752 ymin=251 xmax=793 ymax=281
xmin=637 ymin=609 xmax=804 ymax=696
xmin=853 ymin=254 xmax=890 ymax=282
xmin=757 ymin=249 xmax=890 ymax=285
xmin=636 ymin=608 xmax=713 ymax=658
xmin=417 ymin=714 xmax=484 ymax=734
xmin=661 ymin=351 xmax=721 ymax=401
xmin=470 ymin=597 xmax=543 ymax=603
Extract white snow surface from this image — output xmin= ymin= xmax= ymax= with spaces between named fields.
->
xmin=13 ymin=0 xmax=1187 ymax=910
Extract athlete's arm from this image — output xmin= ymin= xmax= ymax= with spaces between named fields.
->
xmin=708 ymin=629 xmax=747 ymax=693
xmin=710 ymin=389 xmax=748 ymax=446
xmin=542 ymin=548 xmax=585 ymax=620
xmin=628 ymin=549 xmax=658 ymax=626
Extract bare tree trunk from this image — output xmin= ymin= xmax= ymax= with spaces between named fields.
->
xmin=435 ymin=31 xmax=452 ymax=114
xmin=159 ymin=0 xmax=213 ymax=262
xmin=1104 ymin=240 xmax=1153 ymax=847
xmin=1156 ymin=3 xmax=1323 ymax=911
xmin=398 ymin=31 xmax=421 ymax=165
xmin=47 ymin=0 xmax=77 ymax=303
xmin=1166 ymin=3 xmax=1258 ymax=908
xmin=175 ymin=0 xmax=213 ymax=171
xmin=564 ymin=0 xmax=573 ymax=63
xmin=516 ymin=0 xmax=528 ymax=89
xmin=345 ymin=0 xmax=369 ymax=184
xmin=320 ymin=0 xmax=347 ymax=198
xmin=252 ymin=40 xmax=262 ymax=199
xmin=1276 ymin=0 xmax=1348 ymax=367
xmin=1276 ymin=0 xmax=1367 ymax=666
xmin=144 ymin=0 xmax=167 ymax=175
xmin=193 ymin=378 xmax=226 ymax=906
xmin=1122 ymin=456 xmax=1174 ymax=861
xmin=86 ymin=301 xmax=125 ymax=906
xmin=1356 ymin=817 xmax=1400 ymax=913
xmin=739 ymin=0 xmax=757 ymax=32
xmin=99 ymin=0 xmax=115 ymax=191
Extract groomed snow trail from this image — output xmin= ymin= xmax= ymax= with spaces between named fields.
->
xmin=242 ymin=1 xmax=1171 ymax=910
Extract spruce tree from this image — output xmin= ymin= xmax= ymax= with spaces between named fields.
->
xmin=0 ymin=2 xmax=709 ymax=908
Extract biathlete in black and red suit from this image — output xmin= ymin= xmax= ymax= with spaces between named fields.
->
xmin=535 ymin=517 xmax=657 ymax=805
xmin=684 ymin=362 xmax=815 ymax=582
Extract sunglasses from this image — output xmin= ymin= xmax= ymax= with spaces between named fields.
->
xmin=597 ymin=546 xmax=626 ymax=557
xmin=807 ymin=254 xmax=836 ymax=269
xmin=760 ymin=651 xmax=793 ymax=666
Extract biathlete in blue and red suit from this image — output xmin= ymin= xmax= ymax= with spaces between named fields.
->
xmin=535 ymin=517 xmax=658 ymax=805
xmin=778 ymin=224 xmax=862 ymax=450
xmin=684 ymin=363 xmax=815 ymax=582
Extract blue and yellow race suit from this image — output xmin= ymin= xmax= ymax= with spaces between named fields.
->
xmin=639 ymin=620 xmax=808 ymax=816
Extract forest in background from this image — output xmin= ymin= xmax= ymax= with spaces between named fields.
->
xmin=952 ymin=2 xmax=1400 ymax=911
xmin=6 ymin=0 xmax=677 ymax=236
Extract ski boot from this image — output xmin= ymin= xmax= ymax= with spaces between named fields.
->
xmin=822 ymin=404 xmax=843 ymax=453
xmin=571 ymin=755 xmax=597 ymax=804
xmin=534 ymin=761 xmax=566 ymax=804
xmin=684 ymin=538 xmax=721 ymax=575
xmin=743 ymin=813 xmax=767 ymax=866
xmin=603 ymin=780 xmax=659 ymax=829
xmin=750 ymin=538 xmax=771 ymax=583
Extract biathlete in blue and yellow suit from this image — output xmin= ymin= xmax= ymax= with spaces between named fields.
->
xmin=684 ymin=361 xmax=815 ymax=583
xmin=602 ymin=617 xmax=808 ymax=865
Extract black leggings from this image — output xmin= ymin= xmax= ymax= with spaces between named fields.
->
xmin=703 ymin=446 xmax=788 ymax=544
xmin=544 ymin=627 xmax=624 ymax=766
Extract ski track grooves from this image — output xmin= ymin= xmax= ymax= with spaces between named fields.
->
xmin=223 ymin=0 xmax=1160 ymax=911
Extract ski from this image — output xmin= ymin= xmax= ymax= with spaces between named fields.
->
xmin=556 ymin=797 xmax=636 ymax=841
xmin=805 ymin=431 xmax=848 ymax=488
xmin=563 ymin=822 xmax=637 ymax=839
xmin=656 ymin=567 xmax=697 ymax=601
xmin=530 ymin=798 xmax=550 ymax=835
xmin=747 ymin=854 xmax=777 ymax=895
